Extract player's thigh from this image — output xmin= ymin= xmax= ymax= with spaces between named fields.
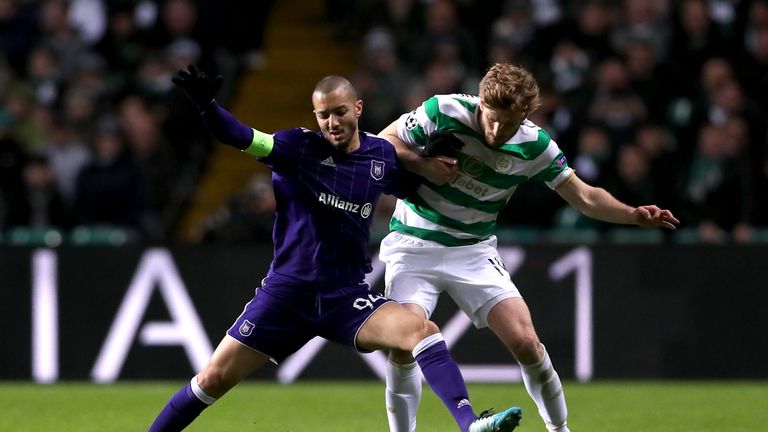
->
xmin=443 ymin=243 xmax=521 ymax=328
xmin=197 ymin=335 xmax=271 ymax=398
xmin=356 ymin=302 xmax=437 ymax=352
xmin=486 ymin=297 xmax=542 ymax=362
xmin=380 ymin=233 xmax=443 ymax=318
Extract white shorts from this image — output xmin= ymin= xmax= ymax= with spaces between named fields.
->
xmin=378 ymin=231 xmax=521 ymax=328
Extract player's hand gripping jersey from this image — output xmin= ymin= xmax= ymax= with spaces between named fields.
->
xmin=391 ymin=94 xmax=574 ymax=246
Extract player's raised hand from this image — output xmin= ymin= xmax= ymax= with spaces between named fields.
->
xmin=172 ymin=64 xmax=223 ymax=108
xmin=634 ymin=205 xmax=680 ymax=230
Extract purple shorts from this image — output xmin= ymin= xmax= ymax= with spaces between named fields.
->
xmin=226 ymin=283 xmax=392 ymax=363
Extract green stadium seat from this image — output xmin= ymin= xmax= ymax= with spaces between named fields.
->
xmin=606 ymin=228 xmax=664 ymax=244
xmin=544 ymin=227 xmax=600 ymax=244
xmin=495 ymin=227 xmax=542 ymax=244
xmin=68 ymin=226 xmax=132 ymax=246
xmin=5 ymin=227 xmax=64 ymax=247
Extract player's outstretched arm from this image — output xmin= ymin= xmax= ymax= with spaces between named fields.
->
xmin=379 ymin=121 xmax=458 ymax=185
xmin=173 ymin=65 xmax=273 ymax=157
xmin=556 ymin=175 xmax=679 ymax=229
xmin=172 ymin=64 xmax=223 ymax=109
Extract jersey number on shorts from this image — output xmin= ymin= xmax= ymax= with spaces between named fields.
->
xmin=488 ymin=257 xmax=506 ymax=276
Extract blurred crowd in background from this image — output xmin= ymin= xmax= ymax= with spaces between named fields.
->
xmin=2 ymin=0 xmax=768 ymax=245
xmin=0 ymin=0 xmax=274 ymax=244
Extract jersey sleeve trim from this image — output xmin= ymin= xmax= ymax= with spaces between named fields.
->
xmin=553 ymin=169 xmax=576 ymax=190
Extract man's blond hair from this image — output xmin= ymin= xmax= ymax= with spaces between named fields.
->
xmin=479 ymin=63 xmax=541 ymax=116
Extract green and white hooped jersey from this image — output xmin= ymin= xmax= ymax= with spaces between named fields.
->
xmin=391 ymin=94 xmax=574 ymax=246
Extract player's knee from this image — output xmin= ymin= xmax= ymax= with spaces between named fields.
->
xmin=400 ymin=318 xmax=439 ymax=351
xmin=422 ymin=319 xmax=439 ymax=336
xmin=510 ymin=335 xmax=542 ymax=365
xmin=389 ymin=348 xmax=416 ymax=364
xmin=196 ymin=366 xmax=229 ymax=398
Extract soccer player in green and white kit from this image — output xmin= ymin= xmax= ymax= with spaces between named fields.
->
xmin=378 ymin=63 xmax=679 ymax=432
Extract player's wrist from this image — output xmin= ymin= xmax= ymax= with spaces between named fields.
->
xmin=198 ymin=98 xmax=216 ymax=113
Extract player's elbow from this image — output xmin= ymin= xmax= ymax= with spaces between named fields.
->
xmin=567 ymin=185 xmax=601 ymax=217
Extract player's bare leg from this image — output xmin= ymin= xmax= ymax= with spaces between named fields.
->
xmin=195 ymin=336 xmax=271 ymax=397
xmin=147 ymin=336 xmax=270 ymax=431
xmin=487 ymin=298 xmax=570 ymax=432
xmin=360 ymin=302 xmax=521 ymax=432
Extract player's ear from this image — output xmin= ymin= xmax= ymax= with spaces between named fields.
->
xmin=355 ymin=99 xmax=363 ymax=118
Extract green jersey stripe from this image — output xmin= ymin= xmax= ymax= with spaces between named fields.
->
xmin=415 ymin=184 xmax=498 ymax=222
xmin=406 ymin=122 xmax=428 ymax=145
xmin=498 ymin=129 xmax=552 ymax=160
xmin=427 ymin=182 xmax=509 ymax=214
xmin=453 ymin=152 xmax=529 ymax=189
xmin=389 ymin=218 xmax=482 ymax=246
xmin=425 ymin=97 xmax=485 ymax=141
xmin=404 ymin=196 xmax=496 ymax=237
xmin=453 ymin=97 xmax=478 ymax=114
xmin=529 ymin=151 xmax=569 ymax=183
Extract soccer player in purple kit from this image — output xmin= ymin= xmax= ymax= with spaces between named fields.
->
xmin=145 ymin=65 xmax=522 ymax=432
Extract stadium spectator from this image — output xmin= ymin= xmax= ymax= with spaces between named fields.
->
xmin=17 ymin=154 xmax=74 ymax=229
xmin=0 ymin=0 xmax=41 ymax=75
xmin=408 ymin=0 xmax=481 ymax=75
xmin=74 ymin=119 xmax=145 ymax=230
xmin=570 ymin=124 xmax=612 ymax=185
xmin=0 ymin=112 xmax=28 ymax=229
xmin=604 ymin=144 xmax=657 ymax=208
xmin=351 ymin=27 xmax=414 ymax=133
xmin=633 ymin=122 xmax=680 ymax=208
xmin=201 ymin=173 xmax=275 ymax=244
xmin=25 ymin=44 xmax=62 ymax=108
xmin=623 ymin=38 xmax=677 ymax=124
xmin=93 ymin=2 xmax=151 ymax=93
xmin=547 ymin=40 xmax=592 ymax=108
xmin=362 ymin=0 xmax=425 ymax=63
xmin=679 ymin=122 xmax=754 ymax=242
xmin=68 ymin=0 xmax=107 ymax=45
xmin=117 ymin=94 xmax=179 ymax=241
xmin=37 ymin=0 xmax=88 ymax=79
xmin=610 ymin=0 xmax=671 ymax=58
xmin=565 ymin=0 xmax=617 ymax=63
xmin=586 ymin=57 xmax=648 ymax=144
xmin=41 ymin=115 xmax=91 ymax=207
xmin=668 ymin=0 xmax=730 ymax=98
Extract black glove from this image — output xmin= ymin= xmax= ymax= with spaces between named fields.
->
xmin=172 ymin=64 xmax=223 ymax=109
xmin=421 ymin=130 xmax=464 ymax=157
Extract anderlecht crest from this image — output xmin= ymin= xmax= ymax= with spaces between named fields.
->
xmin=371 ymin=160 xmax=385 ymax=180
xmin=239 ymin=320 xmax=254 ymax=336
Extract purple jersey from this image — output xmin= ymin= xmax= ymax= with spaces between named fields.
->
xmin=259 ymin=128 xmax=406 ymax=290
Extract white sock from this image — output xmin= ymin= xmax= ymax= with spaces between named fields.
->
xmin=190 ymin=375 xmax=217 ymax=405
xmin=520 ymin=345 xmax=569 ymax=432
xmin=385 ymin=359 xmax=422 ymax=432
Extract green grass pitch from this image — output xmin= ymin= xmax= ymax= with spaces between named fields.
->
xmin=2 ymin=380 xmax=766 ymax=431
